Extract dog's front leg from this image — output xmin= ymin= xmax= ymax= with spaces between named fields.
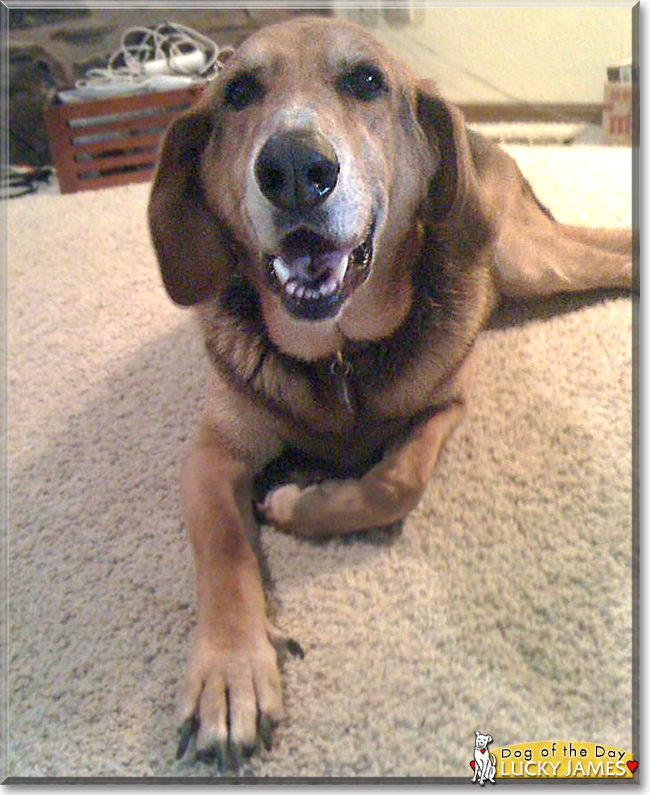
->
xmin=177 ymin=424 xmax=284 ymax=766
xmin=262 ymin=396 xmax=467 ymax=537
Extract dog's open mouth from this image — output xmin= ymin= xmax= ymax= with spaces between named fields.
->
xmin=265 ymin=222 xmax=374 ymax=321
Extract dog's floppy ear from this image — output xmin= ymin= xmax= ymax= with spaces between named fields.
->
xmin=148 ymin=108 xmax=234 ymax=306
xmin=416 ymin=81 xmax=495 ymax=251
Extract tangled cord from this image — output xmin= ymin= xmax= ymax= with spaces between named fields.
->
xmin=75 ymin=22 xmax=234 ymax=94
xmin=1 ymin=166 xmax=54 ymax=199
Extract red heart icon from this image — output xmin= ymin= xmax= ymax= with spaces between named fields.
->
xmin=470 ymin=761 xmax=475 ymax=771
xmin=627 ymin=761 xmax=638 ymax=773
xmin=481 ymin=749 xmax=487 ymax=754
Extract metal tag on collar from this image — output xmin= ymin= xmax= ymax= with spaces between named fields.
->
xmin=330 ymin=350 xmax=356 ymax=416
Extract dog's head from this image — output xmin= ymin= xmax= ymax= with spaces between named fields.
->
xmin=149 ymin=16 xmax=492 ymax=359
xmin=475 ymin=731 xmax=492 ymax=749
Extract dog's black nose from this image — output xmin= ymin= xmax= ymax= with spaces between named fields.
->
xmin=255 ymin=131 xmax=339 ymax=212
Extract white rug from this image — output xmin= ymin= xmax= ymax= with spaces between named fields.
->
xmin=5 ymin=142 xmax=635 ymax=780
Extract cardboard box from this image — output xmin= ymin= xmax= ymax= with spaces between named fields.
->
xmin=602 ymin=82 xmax=633 ymax=145
xmin=602 ymin=59 xmax=636 ymax=146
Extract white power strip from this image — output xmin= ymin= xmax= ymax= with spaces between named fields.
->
xmin=140 ymin=50 xmax=206 ymax=76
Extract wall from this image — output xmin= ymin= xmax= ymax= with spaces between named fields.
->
xmin=337 ymin=5 xmax=632 ymax=106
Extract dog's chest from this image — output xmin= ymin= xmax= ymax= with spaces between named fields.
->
xmin=317 ymin=351 xmax=407 ymax=426
xmin=206 ymin=279 xmax=462 ymax=449
xmin=280 ymin=352 xmax=428 ymax=445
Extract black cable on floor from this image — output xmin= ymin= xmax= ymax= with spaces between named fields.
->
xmin=1 ymin=165 xmax=55 ymax=199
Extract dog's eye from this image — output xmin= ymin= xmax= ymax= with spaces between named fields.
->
xmin=338 ymin=63 xmax=388 ymax=101
xmin=224 ymin=72 xmax=264 ymax=110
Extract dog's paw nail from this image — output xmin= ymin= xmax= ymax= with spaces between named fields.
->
xmin=229 ymin=743 xmax=245 ymax=773
xmin=195 ymin=743 xmax=224 ymax=769
xmin=176 ymin=716 xmax=198 ymax=760
xmin=286 ymin=637 xmax=305 ymax=659
xmin=258 ymin=715 xmax=276 ymax=752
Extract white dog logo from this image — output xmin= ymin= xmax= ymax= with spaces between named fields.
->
xmin=471 ymin=730 xmax=497 ymax=785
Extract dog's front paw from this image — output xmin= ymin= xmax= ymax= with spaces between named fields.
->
xmin=260 ymin=484 xmax=303 ymax=528
xmin=261 ymin=479 xmax=361 ymax=537
xmin=176 ymin=627 xmax=284 ymax=770
xmin=261 ymin=483 xmax=336 ymax=536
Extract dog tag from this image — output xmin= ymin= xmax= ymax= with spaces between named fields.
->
xmin=330 ymin=352 xmax=356 ymax=416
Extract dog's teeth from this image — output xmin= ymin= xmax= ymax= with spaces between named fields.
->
xmin=282 ymin=268 xmax=345 ymax=303
xmin=284 ymin=278 xmax=339 ymax=302
xmin=319 ymin=278 xmax=338 ymax=296
xmin=272 ymin=256 xmax=291 ymax=285
xmin=332 ymin=254 xmax=349 ymax=283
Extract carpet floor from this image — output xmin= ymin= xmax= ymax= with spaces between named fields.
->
xmin=6 ymin=141 xmax=635 ymax=780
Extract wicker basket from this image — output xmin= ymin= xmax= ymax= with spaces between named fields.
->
xmin=43 ymin=86 xmax=202 ymax=194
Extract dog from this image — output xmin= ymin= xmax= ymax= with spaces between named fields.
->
xmin=472 ymin=731 xmax=497 ymax=785
xmin=148 ymin=15 xmax=634 ymax=766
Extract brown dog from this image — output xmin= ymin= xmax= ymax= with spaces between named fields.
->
xmin=148 ymin=16 xmax=633 ymax=765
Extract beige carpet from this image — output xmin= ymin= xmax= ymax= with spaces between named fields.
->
xmin=6 ymin=142 xmax=635 ymax=780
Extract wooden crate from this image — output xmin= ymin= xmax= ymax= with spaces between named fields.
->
xmin=43 ymin=86 xmax=202 ymax=194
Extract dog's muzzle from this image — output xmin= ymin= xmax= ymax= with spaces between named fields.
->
xmin=256 ymin=130 xmax=374 ymax=322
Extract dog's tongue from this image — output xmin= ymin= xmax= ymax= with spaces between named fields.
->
xmin=280 ymin=230 xmax=350 ymax=282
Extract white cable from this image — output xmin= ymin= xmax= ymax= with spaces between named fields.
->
xmin=75 ymin=22 xmax=234 ymax=96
